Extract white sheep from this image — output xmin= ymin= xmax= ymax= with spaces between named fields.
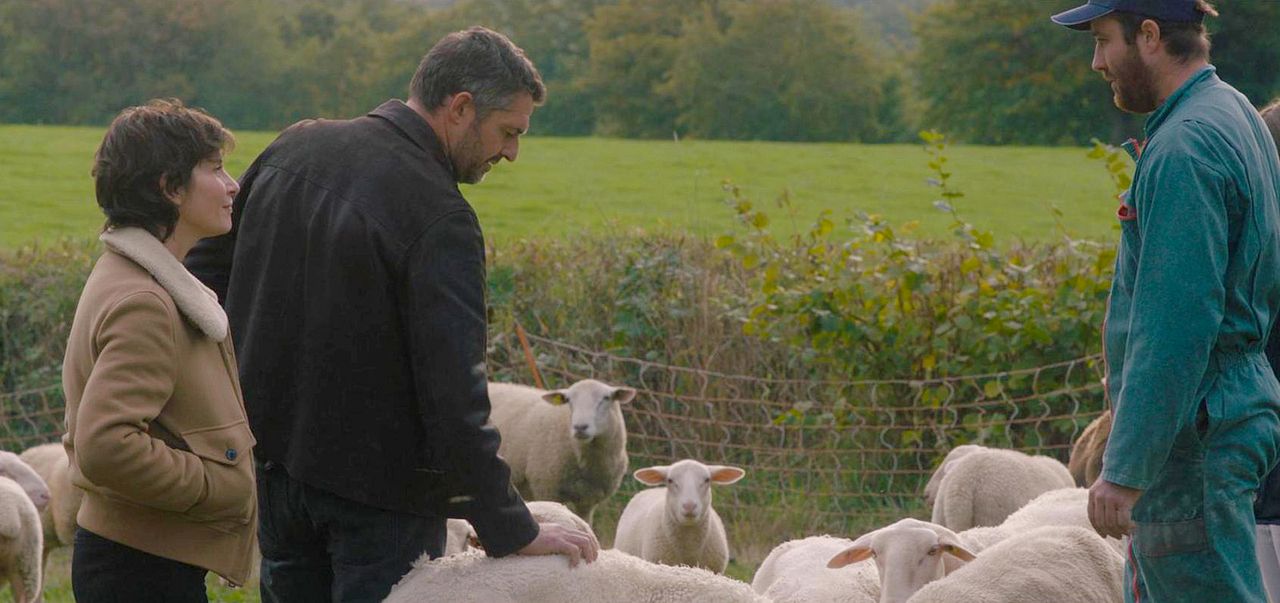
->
xmin=930 ymin=447 xmax=1075 ymax=531
xmin=488 ymin=379 xmax=636 ymax=524
xmin=442 ymin=501 xmax=587 ymax=557
xmin=384 ymin=549 xmax=768 ymax=603
xmin=922 ymin=444 xmax=982 ymax=507
xmin=752 ymin=535 xmax=880 ymax=603
xmin=613 ymin=459 xmax=745 ymax=574
xmin=906 ymin=526 xmax=1124 ymax=603
xmin=958 ymin=487 xmax=1126 ymax=555
xmin=0 ymin=452 xmax=50 ymax=514
xmin=825 ymin=518 xmax=976 ymax=603
xmin=0 ymin=476 xmax=43 ymax=603
xmin=17 ymin=444 xmax=79 ymax=568
xmin=443 ymin=519 xmax=476 ymax=556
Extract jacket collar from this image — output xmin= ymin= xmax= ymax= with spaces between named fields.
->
xmin=368 ymin=100 xmax=454 ymax=180
xmin=1144 ymin=65 xmax=1217 ymax=139
xmin=99 ymin=227 xmax=228 ymax=341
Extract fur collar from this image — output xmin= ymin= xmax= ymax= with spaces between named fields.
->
xmin=99 ymin=227 xmax=228 ymax=341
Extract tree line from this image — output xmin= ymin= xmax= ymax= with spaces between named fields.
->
xmin=1 ymin=0 xmax=1276 ymax=145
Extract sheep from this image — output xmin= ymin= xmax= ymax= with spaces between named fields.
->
xmin=824 ymin=518 xmax=976 ymax=603
xmin=384 ymin=549 xmax=768 ymax=603
xmin=613 ymin=459 xmax=745 ymax=574
xmin=752 ymin=535 xmax=880 ymax=603
xmin=0 ymin=452 xmax=50 ymax=514
xmin=0 ymin=476 xmax=43 ymax=603
xmin=443 ymin=519 xmax=476 ymax=556
xmin=488 ymin=379 xmax=636 ymax=525
xmin=906 ymin=526 xmax=1124 ymax=603
xmin=957 ymin=488 xmax=1125 ymax=556
xmin=442 ymin=501 xmax=587 ymax=557
xmin=386 ymin=503 xmax=765 ymax=603
xmin=930 ymin=447 xmax=1075 ymax=531
xmin=17 ymin=444 xmax=78 ymax=568
xmin=1068 ymin=412 xmax=1111 ymax=487
xmin=922 ymin=444 xmax=983 ymax=508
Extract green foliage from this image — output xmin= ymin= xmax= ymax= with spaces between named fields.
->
xmin=1212 ymin=0 xmax=1280 ymax=106
xmin=912 ymin=0 xmax=1131 ymax=145
xmin=0 ymin=240 xmax=96 ymax=392
xmin=716 ymin=131 xmax=1115 ymax=380
xmin=666 ymin=0 xmax=889 ymax=142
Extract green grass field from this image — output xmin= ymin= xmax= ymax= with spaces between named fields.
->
xmin=1 ymin=124 xmax=1126 ymax=250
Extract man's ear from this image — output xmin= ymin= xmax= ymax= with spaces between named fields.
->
xmin=445 ymin=91 xmax=476 ymax=126
xmin=1137 ymin=18 xmax=1163 ymax=55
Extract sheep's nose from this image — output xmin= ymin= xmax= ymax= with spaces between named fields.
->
xmin=682 ymin=501 xmax=697 ymax=515
xmin=572 ymin=424 xmax=590 ymax=439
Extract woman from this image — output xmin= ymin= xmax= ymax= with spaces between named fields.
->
xmin=62 ymin=99 xmax=257 ymax=601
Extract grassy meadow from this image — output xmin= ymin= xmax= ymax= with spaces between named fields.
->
xmin=1 ymin=124 xmax=1126 ymax=250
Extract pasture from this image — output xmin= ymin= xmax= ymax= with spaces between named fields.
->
xmin=0 ymin=124 xmax=1125 ymax=250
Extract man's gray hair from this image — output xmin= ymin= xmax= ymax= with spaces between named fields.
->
xmin=410 ymin=26 xmax=546 ymax=117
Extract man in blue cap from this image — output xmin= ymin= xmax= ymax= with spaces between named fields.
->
xmin=1053 ymin=1 xmax=1280 ymax=601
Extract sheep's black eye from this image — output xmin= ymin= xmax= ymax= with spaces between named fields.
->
xmin=703 ymin=478 xmax=711 ymax=484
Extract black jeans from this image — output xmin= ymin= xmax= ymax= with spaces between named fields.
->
xmin=72 ymin=528 xmax=208 ymax=603
xmin=257 ymin=459 xmax=446 ymax=603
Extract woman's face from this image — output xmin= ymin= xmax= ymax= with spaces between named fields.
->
xmin=173 ymin=153 xmax=239 ymax=239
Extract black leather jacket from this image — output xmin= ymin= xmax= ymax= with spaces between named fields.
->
xmin=186 ymin=100 xmax=538 ymax=555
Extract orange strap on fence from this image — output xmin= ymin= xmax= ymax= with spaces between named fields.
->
xmin=515 ymin=321 xmax=545 ymax=389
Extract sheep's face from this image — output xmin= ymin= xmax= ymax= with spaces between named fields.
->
xmin=0 ymin=451 xmax=50 ymax=511
xmin=543 ymin=379 xmax=636 ymax=442
xmin=634 ymin=460 xmax=745 ymax=526
xmin=828 ymin=519 xmax=975 ymax=603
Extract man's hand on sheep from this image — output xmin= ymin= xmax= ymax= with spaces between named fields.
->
xmin=1088 ymin=479 xmax=1142 ymax=538
xmin=516 ymin=522 xmax=601 ymax=567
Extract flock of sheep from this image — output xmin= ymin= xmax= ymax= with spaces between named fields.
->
xmin=0 ymin=377 xmax=1115 ymax=602
xmin=388 ymin=378 xmax=1120 ymax=603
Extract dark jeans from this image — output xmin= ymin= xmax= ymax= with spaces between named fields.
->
xmin=72 ymin=527 xmax=208 ymax=603
xmin=257 ymin=459 xmax=446 ymax=603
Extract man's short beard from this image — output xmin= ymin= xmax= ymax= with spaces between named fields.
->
xmin=1113 ymin=45 xmax=1160 ymax=114
xmin=452 ymin=122 xmax=491 ymax=185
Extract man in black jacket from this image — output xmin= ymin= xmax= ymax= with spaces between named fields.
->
xmin=187 ymin=27 xmax=597 ymax=602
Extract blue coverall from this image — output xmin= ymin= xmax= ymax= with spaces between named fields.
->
xmin=1102 ymin=66 xmax=1280 ymax=602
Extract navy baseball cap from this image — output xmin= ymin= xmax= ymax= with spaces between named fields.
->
xmin=1051 ymin=0 xmax=1205 ymax=30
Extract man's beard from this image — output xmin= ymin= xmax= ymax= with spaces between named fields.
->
xmin=452 ymin=123 xmax=498 ymax=185
xmin=1111 ymin=46 xmax=1160 ymax=114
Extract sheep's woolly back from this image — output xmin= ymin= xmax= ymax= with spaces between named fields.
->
xmin=1067 ymin=413 xmax=1111 ymax=487
xmin=385 ymin=549 xmax=768 ymax=603
xmin=930 ymin=448 xmax=1075 ymax=531
xmin=908 ymin=526 xmax=1124 ymax=603
xmin=20 ymin=443 xmax=81 ymax=555
xmin=488 ymin=381 xmax=629 ymax=523
xmin=0 ymin=477 xmax=42 ymax=603
xmin=754 ymin=535 xmax=879 ymax=603
xmin=956 ymin=488 xmax=1124 ymax=555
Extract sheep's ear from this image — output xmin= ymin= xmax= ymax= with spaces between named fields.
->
xmin=827 ymin=545 xmax=873 ymax=568
xmin=634 ymin=466 xmax=669 ymax=485
xmin=937 ymin=541 xmax=976 ymax=566
xmin=708 ymin=465 xmax=745 ymax=485
xmin=542 ymin=391 xmax=569 ymax=406
xmin=611 ymin=387 xmax=637 ymax=404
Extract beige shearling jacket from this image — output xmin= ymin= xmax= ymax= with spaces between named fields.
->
xmin=62 ymin=227 xmax=257 ymax=585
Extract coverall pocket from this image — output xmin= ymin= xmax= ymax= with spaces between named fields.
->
xmin=1133 ymin=517 xmax=1209 ymax=557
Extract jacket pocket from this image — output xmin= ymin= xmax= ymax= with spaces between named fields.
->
xmin=182 ymin=421 xmax=256 ymax=522
xmin=1133 ymin=517 xmax=1208 ymax=557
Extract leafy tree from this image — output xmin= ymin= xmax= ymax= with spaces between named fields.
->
xmin=1210 ymin=0 xmax=1280 ymax=106
xmin=666 ymin=0 xmax=886 ymax=142
xmin=912 ymin=0 xmax=1134 ymax=145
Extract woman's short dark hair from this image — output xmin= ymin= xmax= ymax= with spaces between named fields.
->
xmin=409 ymin=26 xmax=545 ymax=119
xmin=1116 ymin=1 xmax=1218 ymax=64
xmin=92 ymin=98 xmax=234 ymax=240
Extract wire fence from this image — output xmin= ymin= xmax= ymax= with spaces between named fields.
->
xmin=2 ymin=334 xmax=1106 ymax=536
xmin=489 ymin=333 xmax=1106 ymax=534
